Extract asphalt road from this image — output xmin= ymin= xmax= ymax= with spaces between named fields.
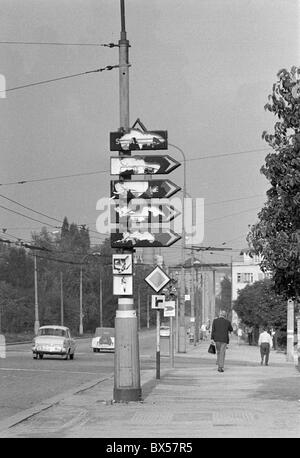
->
xmin=0 ymin=329 xmax=157 ymax=422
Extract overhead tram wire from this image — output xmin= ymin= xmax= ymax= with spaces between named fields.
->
xmin=0 ymin=232 xmax=111 ymax=264
xmin=0 ymin=147 xmax=269 ymax=188
xmin=0 ymin=194 xmax=107 ymax=242
xmin=0 ymin=193 xmax=61 ymax=223
xmin=0 ymin=41 xmax=119 ymax=47
xmin=0 ymin=203 xmax=58 ymax=228
xmin=185 ymin=147 xmax=271 ymax=162
xmin=0 ymin=64 xmax=120 ymax=95
xmin=0 ymin=168 xmax=109 ymax=186
xmin=206 ymin=206 xmax=262 ymax=223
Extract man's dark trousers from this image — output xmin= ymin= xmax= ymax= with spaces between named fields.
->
xmin=260 ymin=343 xmax=270 ymax=365
xmin=215 ymin=342 xmax=227 ymax=370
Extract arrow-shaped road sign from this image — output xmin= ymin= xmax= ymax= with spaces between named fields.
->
xmin=111 ymin=180 xmax=181 ymax=201
xmin=110 ymin=129 xmax=168 ymax=151
xmin=111 ymin=229 xmax=181 ymax=248
xmin=110 ymin=155 xmax=181 ymax=176
xmin=112 ymin=199 xmax=181 ymax=223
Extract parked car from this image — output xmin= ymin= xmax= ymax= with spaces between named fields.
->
xmin=91 ymin=327 xmax=115 ymax=353
xmin=32 ymin=325 xmax=75 ymax=360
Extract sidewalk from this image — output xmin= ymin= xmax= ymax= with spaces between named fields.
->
xmin=0 ymin=336 xmax=299 ymax=438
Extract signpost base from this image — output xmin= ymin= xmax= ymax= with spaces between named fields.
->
xmin=114 ymin=301 xmax=141 ymax=402
xmin=113 ymin=387 xmax=142 ymax=402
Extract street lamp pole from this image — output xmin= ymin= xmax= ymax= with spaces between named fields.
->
xmin=60 ymin=271 xmax=64 ymax=326
xmin=99 ymin=273 xmax=103 ymax=327
xmin=79 ymin=264 xmax=83 ymax=335
xmin=169 ymin=143 xmax=187 ymax=353
xmin=34 ymin=253 xmax=40 ymax=335
xmin=113 ymin=0 xmax=141 ymax=402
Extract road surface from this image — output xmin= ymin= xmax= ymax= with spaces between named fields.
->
xmin=0 ymin=329 xmax=157 ymax=422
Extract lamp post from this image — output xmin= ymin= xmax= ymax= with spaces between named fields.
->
xmin=60 ymin=271 xmax=64 ymax=326
xmin=34 ymin=253 xmax=40 ymax=335
xmin=169 ymin=143 xmax=187 ymax=353
xmin=79 ymin=264 xmax=83 ymax=335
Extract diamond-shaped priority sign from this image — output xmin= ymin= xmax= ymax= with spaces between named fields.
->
xmin=145 ymin=266 xmax=171 ymax=293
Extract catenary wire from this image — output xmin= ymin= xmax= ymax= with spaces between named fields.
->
xmin=0 ymin=65 xmax=119 ymax=94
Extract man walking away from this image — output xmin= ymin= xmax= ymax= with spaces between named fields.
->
xmin=247 ymin=326 xmax=253 ymax=345
xmin=258 ymin=326 xmax=273 ymax=366
xmin=211 ymin=310 xmax=233 ymax=373
xmin=237 ymin=327 xmax=243 ymax=345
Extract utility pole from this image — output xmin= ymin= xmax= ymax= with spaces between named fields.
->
xmin=195 ymin=267 xmax=200 ymax=344
xmin=169 ymin=143 xmax=187 ymax=353
xmin=34 ymin=253 xmax=40 ymax=335
xmin=60 ymin=271 xmax=64 ymax=326
xmin=114 ymin=0 xmax=141 ymax=402
xmin=146 ymin=294 xmax=150 ymax=329
xmin=138 ymin=285 xmax=141 ymax=331
xmin=99 ymin=274 xmax=103 ymax=327
xmin=287 ymin=298 xmax=294 ymax=362
xmin=190 ymin=248 xmax=196 ymax=345
xmin=79 ymin=265 xmax=83 ymax=335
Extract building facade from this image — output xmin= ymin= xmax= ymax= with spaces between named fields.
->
xmin=231 ymin=250 xmax=270 ymax=326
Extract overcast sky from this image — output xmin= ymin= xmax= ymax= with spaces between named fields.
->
xmin=0 ymin=0 xmax=299 ymax=266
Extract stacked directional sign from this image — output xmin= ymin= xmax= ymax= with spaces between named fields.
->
xmin=110 ymin=121 xmax=182 ymax=249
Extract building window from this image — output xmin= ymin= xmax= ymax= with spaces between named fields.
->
xmin=237 ymin=272 xmax=254 ymax=283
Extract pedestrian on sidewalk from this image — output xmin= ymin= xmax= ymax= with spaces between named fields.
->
xmin=258 ymin=326 xmax=273 ymax=366
xmin=270 ymin=327 xmax=277 ymax=350
xmin=201 ymin=323 xmax=207 ymax=340
xmin=237 ymin=327 xmax=243 ymax=345
xmin=247 ymin=326 xmax=254 ymax=345
xmin=211 ymin=310 xmax=233 ymax=373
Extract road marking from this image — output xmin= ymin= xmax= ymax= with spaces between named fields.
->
xmin=0 ymin=368 xmax=99 ymax=375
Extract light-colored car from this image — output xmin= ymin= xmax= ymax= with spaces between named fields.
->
xmin=32 ymin=325 xmax=75 ymax=360
xmin=91 ymin=327 xmax=115 ymax=353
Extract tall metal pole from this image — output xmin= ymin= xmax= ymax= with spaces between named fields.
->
xmin=60 ymin=271 xmax=64 ymax=326
xmin=169 ymin=143 xmax=187 ymax=353
xmin=34 ymin=253 xmax=40 ymax=335
xmin=156 ymin=309 xmax=160 ymax=379
xmin=195 ymin=267 xmax=200 ymax=344
xmin=191 ymin=248 xmax=195 ymax=345
xmin=287 ymin=299 xmax=294 ymax=362
xmin=138 ymin=285 xmax=141 ymax=331
xmin=146 ymin=294 xmax=150 ymax=329
xmin=99 ymin=274 xmax=103 ymax=327
xmin=114 ymin=0 xmax=141 ymax=402
xmin=79 ymin=265 xmax=83 ymax=335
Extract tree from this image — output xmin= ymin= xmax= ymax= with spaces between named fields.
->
xmin=247 ymin=66 xmax=300 ymax=300
xmin=215 ymin=276 xmax=232 ymax=317
xmin=233 ymin=279 xmax=287 ymax=347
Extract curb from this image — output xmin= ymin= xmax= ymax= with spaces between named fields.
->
xmin=0 ymin=367 xmax=167 ymax=435
xmin=0 ymin=373 xmax=114 ymax=434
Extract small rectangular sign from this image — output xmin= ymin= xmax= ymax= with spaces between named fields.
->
xmin=113 ymin=275 xmax=133 ymax=296
xmin=164 ymin=301 xmax=176 ymax=317
xmin=112 ymin=254 xmax=133 ymax=275
xmin=151 ymin=295 xmax=165 ymax=309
